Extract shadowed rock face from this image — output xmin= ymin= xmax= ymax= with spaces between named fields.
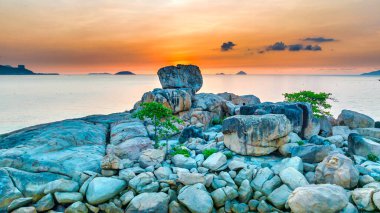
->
xmin=222 ymin=114 xmax=292 ymax=156
xmin=0 ymin=120 xmax=107 ymax=176
xmin=157 ymin=64 xmax=203 ymax=94
xmin=337 ymin=110 xmax=375 ymax=129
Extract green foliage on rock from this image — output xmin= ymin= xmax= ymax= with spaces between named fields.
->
xmin=171 ymin=146 xmax=190 ymax=157
xmin=202 ymin=148 xmax=218 ymax=158
xmin=367 ymin=153 xmax=379 ymax=162
xmin=283 ymin=90 xmax=335 ymax=118
xmin=296 ymin=140 xmax=305 ymax=146
xmin=224 ymin=151 xmax=233 ymax=159
xmin=133 ymin=102 xmax=182 ymax=143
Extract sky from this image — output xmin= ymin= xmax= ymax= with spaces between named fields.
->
xmin=0 ymin=0 xmax=380 ymax=74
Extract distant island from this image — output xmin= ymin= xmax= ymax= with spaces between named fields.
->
xmin=236 ymin=71 xmax=247 ymax=75
xmin=115 ymin=71 xmax=136 ymax=75
xmin=216 ymin=72 xmax=225 ymax=75
xmin=88 ymin=73 xmax=112 ymax=75
xmin=0 ymin=65 xmax=58 ymax=75
xmin=361 ymin=70 xmax=380 ymax=76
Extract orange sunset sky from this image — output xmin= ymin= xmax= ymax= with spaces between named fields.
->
xmin=1 ymin=0 xmax=380 ymax=74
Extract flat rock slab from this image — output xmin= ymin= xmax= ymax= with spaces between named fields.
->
xmin=0 ymin=120 xmax=107 ymax=176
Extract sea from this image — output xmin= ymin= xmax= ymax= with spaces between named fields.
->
xmin=0 ymin=74 xmax=379 ymax=134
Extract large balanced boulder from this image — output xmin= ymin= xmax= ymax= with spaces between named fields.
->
xmin=315 ymin=153 xmax=359 ymax=189
xmin=222 ymin=114 xmax=292 ymax=156
xmin=140 ymin=88 xmax=192 ymax=114
xmin=287 ymin=184 xmax=349 ymax=213
xmin=157 ymin=64 xmax=203 ymax=94
xmin=0 ymin=120 xmax=107 ymax=176
xmin=348 ymin=133 xmax=380 ymax=157
xmin=126 ymin=192 xmax=169 ymax=213
xmin=337 ymin=110 xmax=375 ymax=129
xmin=240 ymin=102 xmax=318 ymax=139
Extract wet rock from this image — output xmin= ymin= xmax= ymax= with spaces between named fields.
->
xmin=315 ymin=153 xmax=359 ymax=189
xmin=287 ymin=184 xmax=348 ymax=213
xmin=178 ymin=183 xmax=213 ymax=213
xmin=126 ymin=192 xmax=170 ymax=213
xmin=86 ymin=177 xmax=127 ymax=205
xmin=337 ymin=110 xmax=375 ymax=129
xmin=223 ymin=114 xmax=292 ymax=156
xmin=158 ymin=64 xmax=203 ymax=94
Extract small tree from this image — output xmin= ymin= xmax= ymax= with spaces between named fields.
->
xmin=133 ymin=102 xmax=182 ymax=154
xmin=283 ymin=90 xmax=335 ymax=118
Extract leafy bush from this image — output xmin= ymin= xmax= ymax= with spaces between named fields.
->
xmin=211 ymin=117 xmax=222 ymax=125
xmin=202 ymin=148 xmax=218 ymax=158
xmin=296 ymin=140 xmax=305 ymax=146
xmin=224 ymin=151 xmax=233 ymax=159
xmin=283 ymin=90 xmax=335 ymax=118
xmin=367 ymin=153 xmax=379 ymax=162
xmin=171 ymin=146 xmax=190 ymax=157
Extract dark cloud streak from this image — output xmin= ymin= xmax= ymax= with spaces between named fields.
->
xmin=221 ymin=41 xmax=236 ymax=51
xmin=303 ymin=37 xmax=337 ymax=42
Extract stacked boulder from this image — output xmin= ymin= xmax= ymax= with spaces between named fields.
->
xmin=135 ymin=64 xmax=261 ymax=128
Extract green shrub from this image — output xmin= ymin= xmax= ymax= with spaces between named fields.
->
xmin=211 ymin=118 xmax=222 ymax=125
xmin=296 ymin=140 xmax=305 ymax=146
xmin=367 ymin=153 xmax=379 ymax=162
xmin=202 ymin=148 xmax=218 ymax=158
xmin=171 ymin=146 xmax=190 ymax=157
xmin=224 ymin=151 xmax=233 ymax=159
xmin=283 ymin=90 xmax=335 ymax=118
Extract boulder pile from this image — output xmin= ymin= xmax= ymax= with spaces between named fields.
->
xmin=0 ymin=64 xmax=380 ymax=212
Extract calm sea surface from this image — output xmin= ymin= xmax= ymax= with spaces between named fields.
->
xmin=0 ymin=75 xmax=379 ymax=134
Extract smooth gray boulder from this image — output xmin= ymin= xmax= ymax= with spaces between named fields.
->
xmin=279 ymin=167 xmax=309 ymax=190
xmin=178 ymin=183 xmax=213 ymax=213
xmin=287 ymin=184 xmax=348 ymax=213
xmin=192 ymin=93 xmax=228 ymax=117
xmin=172 ymin=154 xmax=197 ymax=169
xmin=315 ymin=153 xmax=359 ymax=189
xmin=202 ymin=152 xmax=227 ymax=171
xmin=223 ymin=114 xmax=291 ymax=156
xmin=11 ymin=206 xmax=37 ymax=213
xmin=129 ymin=172 xmax=159 ymax=193
xmin=357 ymin=128 xmax=380 ymax=139
xmin=0 ymin=120 xmax=107 ymax=176
xmin=157 ymin=64 xmax=203 ymax=93
xmin=337 ymin=110 xmax=375 ymax=129
xmin=267 ymin=184 xmax=292 ymax=209
xmin=352 ymin=188 xmax=376 ymax=211
xmin=140 ymin=88 xmax=192 ymax=113
xmin=86 ymin=177 xmax=127 ymax=205
xmin=65 ymin=201 xmax=88 ymax=213
xmin=126 ymin=192 xmax=169 ymax=213
xmin=54 ymin=192 xmax=83 ymax=204
xmin=217 ymin=92 xmax=261 ymax=106
xmin=44 ymin=179 xmax=79 ymax=194
xmin=34 ymin=194 xmax=54 ymax=212
xmin=7 ymin=197 xmax=33 ymax=212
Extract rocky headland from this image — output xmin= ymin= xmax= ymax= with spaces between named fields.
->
xmin=0 ymin=65 xmax=59 ymax=75
xmin=1 ymin=64 xmax=380 ymax=213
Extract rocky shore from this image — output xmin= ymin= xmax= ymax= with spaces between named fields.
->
xmin=1 ymin=64 xmax=380 ymax=213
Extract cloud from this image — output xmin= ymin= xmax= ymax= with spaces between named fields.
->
xmin=303 ymin=37 xmax=336 ymax=42
xmin=266 ymin=42 xmax=286 ymax=51
xmin=288 ymin=44 xmax=303 ymax=51
xmin=264 ymin=42 xmax=322 ymax=52
xmin=221 ymin=41 xmax=236 ymax=51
